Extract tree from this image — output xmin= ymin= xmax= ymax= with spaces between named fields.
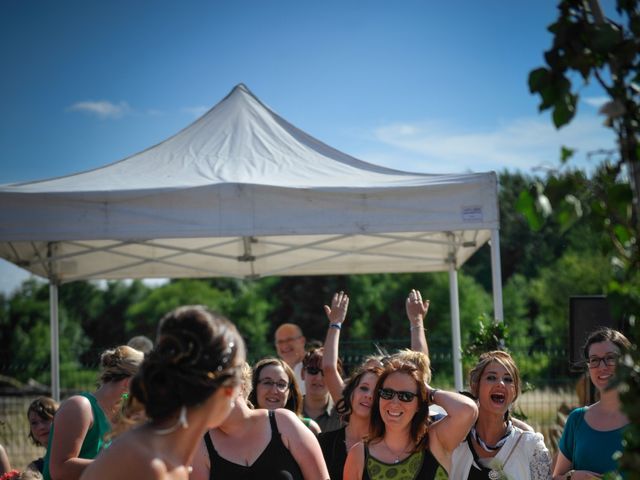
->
xmin=528 ymin=1 xmax=640 ymax=477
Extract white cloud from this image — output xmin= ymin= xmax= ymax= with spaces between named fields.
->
xmin=68 ymin=100 xmax=131 ymax=119
xmin=583 ymin=96 xmax=609 ymax=108
xmin=359 ymin=115 xmax=616 ymax=174
xmin=182 ymin=106 xmax=209 ymax=118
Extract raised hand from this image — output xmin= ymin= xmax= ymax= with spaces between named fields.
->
xmin=406 ymin=289 xmax=429 ymax=326
xmin=323 ymin=290 xmax=349 ymax=326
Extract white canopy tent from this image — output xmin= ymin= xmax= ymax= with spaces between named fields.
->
xmin=0 ymin=84 xmax=502 ymax=399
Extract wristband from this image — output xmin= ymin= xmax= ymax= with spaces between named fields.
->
xmin=428 ymin=388 xmax=440 ymax=404
xmin=410 ymin=324 xmax=424 ymax=331
xmin=329 ymin=323 xmax=342 ymax=330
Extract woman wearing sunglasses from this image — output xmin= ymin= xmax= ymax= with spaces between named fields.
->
xmin=248 ymin=357 xmax=321 ymax=434
xmin=553 ymin=328 xmax=631 ymax=480
xmin=344 ymin=357 xmax=477 ymax=480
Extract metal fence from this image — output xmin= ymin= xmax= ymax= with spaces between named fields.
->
xmin=0 ymin=342 xmax=586 ymax=471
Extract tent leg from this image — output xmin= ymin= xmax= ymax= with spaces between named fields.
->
xmin=50 ymin=282 xmax=60 ymax=402
xmin=448 ymin=263 xmax=463 ymax=392
xmin=490 ymin=229 xmax=504 ymax=323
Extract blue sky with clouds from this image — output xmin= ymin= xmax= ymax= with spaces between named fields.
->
xmin=0 ymin=0 xmax=618 ymax=293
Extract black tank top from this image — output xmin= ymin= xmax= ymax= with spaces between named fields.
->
xmin=204 ymin=410 xmax=304 ymax=480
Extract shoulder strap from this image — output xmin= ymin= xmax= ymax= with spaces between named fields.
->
xmin=269 ymin=409 xmax=279 ymax=434
xmin=465 ymin=434 xmax=492 ymax=473
xmin=501 ymin=432 xmax=523 ymax=468
xmin=204 ymin=431 xmax=216 ymax=458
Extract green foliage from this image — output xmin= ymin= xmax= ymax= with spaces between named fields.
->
xmin=125 ymin=278 xmax=273 ymax=363
xmin=529 ymin=1 xmax=640 ymax=475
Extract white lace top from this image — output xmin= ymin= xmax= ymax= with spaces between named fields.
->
xmin=449 ymin=427 xmax=552 ymax=480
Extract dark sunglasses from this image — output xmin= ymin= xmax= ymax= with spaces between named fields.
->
xmin=379 ymin=387 xmax=417 ymax=402
xmin=305 ymin=366 xmax=323 ymax=376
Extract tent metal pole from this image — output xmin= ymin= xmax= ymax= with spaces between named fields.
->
xmin=490 ymin=229 xmax=504 ymax=323
xmin=49 ymin=281 xmax=60 ymax=402
xmin=448 ymin=260 xmax=463 ymax=391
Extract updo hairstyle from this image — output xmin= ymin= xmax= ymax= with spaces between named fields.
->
xmin=130 ymin=306 xmax=244 ymax=422
xmin=99 ymin=345 xmax=144 ymax=384
xmin=468 ymin=350 xmax=521 ymax=402
xmin=582 ymin=327 xmax=631 ymax=361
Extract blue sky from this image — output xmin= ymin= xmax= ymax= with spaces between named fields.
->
xmin=0 ymin=0 xmax=617 ymax=293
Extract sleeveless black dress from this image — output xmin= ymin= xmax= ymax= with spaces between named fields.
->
xmin=204 ymin=410 xmax=304 ymax=480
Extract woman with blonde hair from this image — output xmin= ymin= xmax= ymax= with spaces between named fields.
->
xmin=450 ymin=350 xmax=551 ymax=479
xmin=80 ymin=306 xmax=245 ymax=480
xmin=43 ymin=345 xmax=143 ymax=480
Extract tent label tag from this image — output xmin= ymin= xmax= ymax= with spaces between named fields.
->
xmin=461 ymin=206 xmax=483 ymax=222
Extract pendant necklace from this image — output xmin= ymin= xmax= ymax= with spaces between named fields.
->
xmin=383 ymin=438 xmax=410 ymax=464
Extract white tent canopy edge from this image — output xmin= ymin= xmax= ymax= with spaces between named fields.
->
xmin=0 ymin=84 xmax=503 ymax=399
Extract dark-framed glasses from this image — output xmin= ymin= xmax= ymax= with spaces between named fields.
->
xmin=379 ymin=387 xmax=417 ymax=402
xmin=275 ymin=335 xmax=302 ymax=346
xmin=305 ymin=366 xmax=323 ymax=376
xmin=258 ymin=379 xmax=290 ymax=392
xmin=587 ymin=354 xmax=619 ymax=369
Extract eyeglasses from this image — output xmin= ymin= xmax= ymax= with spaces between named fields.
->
xmin=258 ymin=379 xmax=290 ymax=392
xmin=305 ymin=366 xmax=323 ymax=376
xmin=379 ymin=387 xmax=417 ymax=402
xmin=275 ymin=335 xmax=303 ymax=346
xmin=587 ymin=354 xmax=619 ymax=369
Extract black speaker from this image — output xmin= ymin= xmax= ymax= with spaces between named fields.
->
xmin=569 ymin=296 xmax=617 ymax=368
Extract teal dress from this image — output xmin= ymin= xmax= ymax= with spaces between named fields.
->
xmin=43 ymin=392 xmax=111 ymax=480
xmin=558 ymin=406 xmax=626 ymax=475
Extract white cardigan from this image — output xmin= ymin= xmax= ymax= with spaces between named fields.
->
xmin=449 ymin=427 xmax=552 ymax=480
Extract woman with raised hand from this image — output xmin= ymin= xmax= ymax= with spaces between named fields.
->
xmin=249 ymin=357 xmax=322 ymax=434
xmin=26 ymin=397 xmax=59 ymax=474
xmin=191 ymin=362 xmax=329 ymax=480
xmin=322 ymin=290 xmax=430 ymax=404
xmin=80 ymin=305 xmax=245 ymax=480
xmin=44 ymin=345 xmax=143 ymax=480
xmin=553 ymin=328 xmax=631 ymax=480
xmin=450 ymin=350 xmax=551 ymax=479
xmin=344 ymin=356 xmax=478 ymax=480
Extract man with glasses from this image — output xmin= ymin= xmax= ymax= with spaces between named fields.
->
xmin=301 ymin=348 xmax=342 ymax=433
xmin=274 ymin=323 xmax=307 ymax=394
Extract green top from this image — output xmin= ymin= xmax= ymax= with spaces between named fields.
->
xmin=43 ymin=392 xmax=111 ymax=480
xmin=365 ymin=449 xmax=425 ymax=480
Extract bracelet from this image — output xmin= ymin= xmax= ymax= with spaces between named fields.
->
xmin=410 ymin=324 xmax=424 ymax=331
xmin=329 ymin=323 xmax=342 ymax=330
xmin=428 ymin=388 xmax=440 ymax=404
xmin=565 ymin=471 xmax=574 ymax=480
